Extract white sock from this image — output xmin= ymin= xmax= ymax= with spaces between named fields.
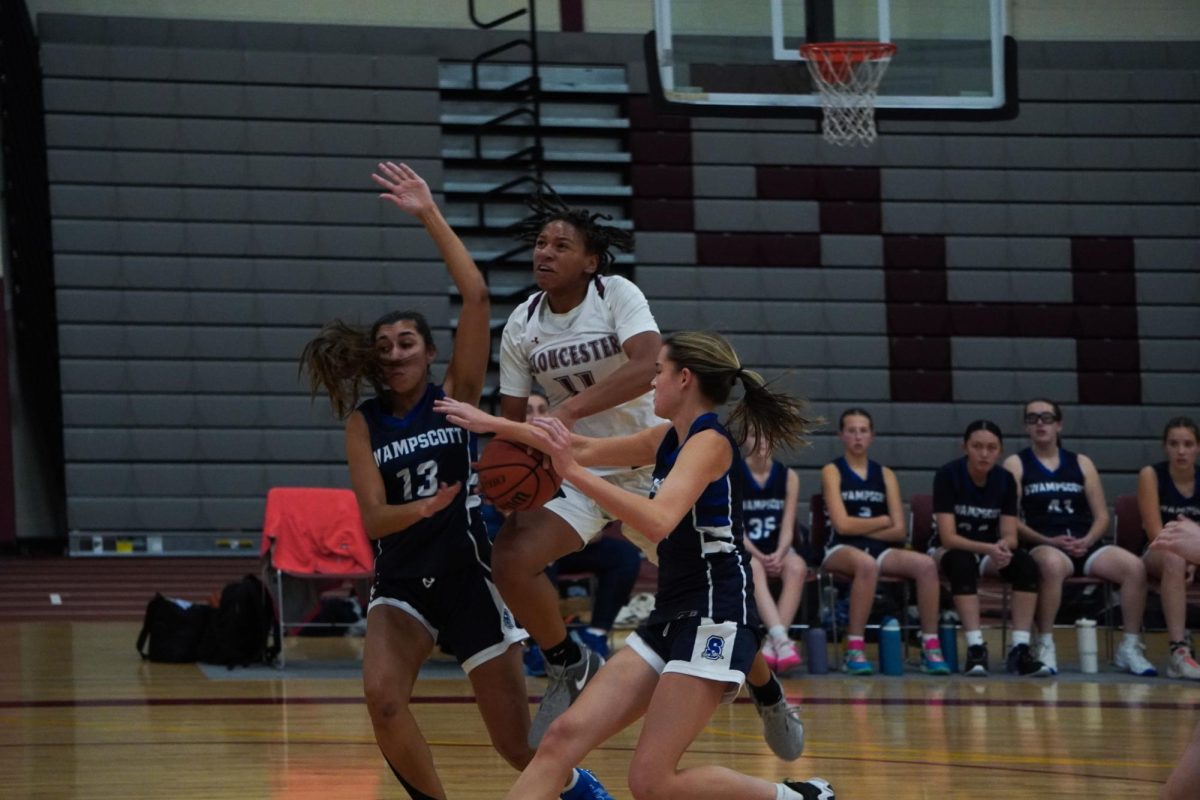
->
xmin=965 ymin=630 xmax=984 ymax=646
xmin=1122 ymin=633 xmax=1140 ymax=647
xmin=563 ymin=769 xmax=580 ymax=792
xmin=777 ymin=783 xmax=803 ymax=800
xmin=1011 ymin=630 xmax=1031 ymax=647
xmin=769 ymin=624 xmax=789 ymax=644
xmin=1038 ymin=632 xmax=1055 ymax=646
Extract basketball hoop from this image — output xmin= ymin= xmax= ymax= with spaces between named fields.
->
xmin=799 ymin=41 xmax=897 ymax=146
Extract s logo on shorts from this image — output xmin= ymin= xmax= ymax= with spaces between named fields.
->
xmin=702 ymin=635 xmax=725 ymax=661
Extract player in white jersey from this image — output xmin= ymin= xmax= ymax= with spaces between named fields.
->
xmin=493 ymin=195 xmax=661 ymax=747
xmin=487 ymin=194 xmax=805 ymax=760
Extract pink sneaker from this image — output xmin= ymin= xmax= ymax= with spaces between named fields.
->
xmin=762 ymin=639 xmax=779 ymax=671
xmin=774 ymin=639 xmax=803 ymax=674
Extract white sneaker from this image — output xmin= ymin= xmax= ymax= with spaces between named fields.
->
xmin=1167 ymin=644 xmax=1200 ymax=680
xmin=614 ymin=593 xmax=655 ymax=627
xmin=1113 ymin=639 xmax=1158 ymax=676
xmin=1036 ymin=639 xmax=1058 ymax=675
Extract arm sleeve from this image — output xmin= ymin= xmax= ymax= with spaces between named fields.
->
xmin=933 ymin=467 xmax=955 ymax=514
xmin=1001 ymin=472 xmax=1018 ymax=516
xmin=606 ymin=276 xmax=659 ymax=345
xmin=498 ymin=308 xmax=532 ymax=398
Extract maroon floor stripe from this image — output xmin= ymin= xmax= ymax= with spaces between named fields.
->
xmin=5 ymin=694 xmax=1196 ymax=712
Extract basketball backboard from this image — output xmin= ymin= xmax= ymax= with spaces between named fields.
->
xmin=648 ymin=0 xmax=1016 ymax=119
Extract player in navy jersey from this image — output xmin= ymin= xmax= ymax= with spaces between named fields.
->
xmin=1003 ymin=398 xmax=1155 ymax=676
xmin=301 ymin=163 xmax=611 ymax=800
xmin=931 ymin=420 xmax=1050 ymax=677
xmin=1137 ymin=416 xmax=1200 ymax=680
xmin=741 ymin=435 xmax=807 ymax=673
xmin=821 ymin=409 xmax=948 ymax=676
xmin=437 ymin=331 xmax=833 ymax=800
xmin=1153 ymin=517 xmax=1200 ymax=799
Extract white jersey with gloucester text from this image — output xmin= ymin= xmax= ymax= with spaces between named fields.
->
xmin=499 ymin=275 xmax=663 ymax=472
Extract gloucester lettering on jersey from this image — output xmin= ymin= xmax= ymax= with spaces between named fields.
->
xmin=842 ymin=489 xmax=885 ymax=503
xmin=373 ymin=427 xmax=466 ymax=466
xmin=528 ymin=334 xmax=621 ymax=376
xmin=1025 ymin=481 xmax=1084 ymax=495
xmin=954 ymin=504 xmax=1002 ymax=520
xmin=743 ymin=498 xmax=785 ymax=511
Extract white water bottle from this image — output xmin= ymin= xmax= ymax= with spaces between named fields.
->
xmin=1076 ymin=618 xmax=1098 ymax=674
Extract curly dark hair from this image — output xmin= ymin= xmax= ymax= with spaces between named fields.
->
xmin=508 ymin=188 xmax=635 ymax=274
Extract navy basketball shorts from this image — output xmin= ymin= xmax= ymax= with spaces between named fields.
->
xmin=1031 ymin=540 xmax=1110 ymax=578
xmin=368 ymin=561 xmax=527 ymax=674
xmin=824 ymin=537 xmax=895 ymax=567
xmin=625 ymin=612 xmax=760 ymax=703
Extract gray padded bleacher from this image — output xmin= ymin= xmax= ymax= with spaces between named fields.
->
xmin=40 ymin=17 xmax=454 ymax=549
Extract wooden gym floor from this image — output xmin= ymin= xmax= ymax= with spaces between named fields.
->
xmin=0 ymin=558 xmax=1194 ymax=798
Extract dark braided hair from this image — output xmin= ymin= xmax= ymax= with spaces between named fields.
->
xmin=300 ymin=310 xmax=435 ymax=419
xmin=508 ymin=188 xmax=634 ymax=274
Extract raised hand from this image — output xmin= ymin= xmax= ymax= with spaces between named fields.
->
xmin=372 ymin=161 xmax=436 ymax=218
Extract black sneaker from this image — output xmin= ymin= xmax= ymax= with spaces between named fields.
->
xmin=783 ymin=778 xmax=835 ymax=799
xmin=964 ymin=643 xmax=989 ymax=676
xmin=1006 ymin=643 xmax=1052 ymax=677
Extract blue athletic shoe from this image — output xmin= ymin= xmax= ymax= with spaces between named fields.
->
xmin=524 ymin=643 xmax=546 ymax=677
xmin=560 ymin=768 xmax=613 ymax=800
xmin=574 ymin=627 xmax=611 ymax=660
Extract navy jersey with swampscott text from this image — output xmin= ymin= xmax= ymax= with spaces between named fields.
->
xmin=740 ymin=459 xmax=788 ymax=554
xmin=827 ymin=457 xmax=890 ymax=550
xmin=650 ymin=413 xmax=757 ymax=628
xmin=1154 ymin=461 xmax=1200 ymax=524
xmin=931 ymin=457 xmax=1018 ymax=547
xmin=1018 ymin=447 xmax=1093 ymax=538
xmin=357 ymin=385 xmax=488 ymax=579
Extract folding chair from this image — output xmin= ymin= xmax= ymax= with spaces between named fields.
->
xmin=261 ymin=487 xmax=375 ymax=665
xmin=1115 ymin=492 xmax=1167 ymax=637
xmin=911 ymin=492 xmax=1010 ymax=650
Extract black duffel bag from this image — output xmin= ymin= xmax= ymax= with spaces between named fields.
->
xmin=136 ymin=594 xmax=214 ymax=663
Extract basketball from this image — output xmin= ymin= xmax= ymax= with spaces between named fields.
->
xmin=476 ymin=439 xmax=562 ymax=513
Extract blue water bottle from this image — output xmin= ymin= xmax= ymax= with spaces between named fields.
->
xmin=879 ymin=617 xmax=903 ymax=676
xmin=804 ymin=626 xmax=828 ymax=675
xmin=939 ymin=614 xmax=959 ymax=673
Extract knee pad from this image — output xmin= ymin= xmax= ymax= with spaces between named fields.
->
xmin=941 ymin=549 xmax=979 ymax=596
xmin=1000 ymin=549 xmax=1040 ymax=593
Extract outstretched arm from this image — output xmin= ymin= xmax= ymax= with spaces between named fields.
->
xmin=373 ymin=162 xmax=489 ymax=405
xmin=433 ymin=396 xmax=668 ymax=468
xmin=532 ymin=417 xmax=729 ymax=542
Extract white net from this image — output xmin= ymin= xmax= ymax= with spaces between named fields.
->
xmin=800 ymin=42 xmax=896 ymax=147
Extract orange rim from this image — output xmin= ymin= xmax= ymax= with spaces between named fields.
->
xmin=799 ymin=41 xmax=897 ymax=65
xmin=800 ymin=41 xmax=896 ymax=86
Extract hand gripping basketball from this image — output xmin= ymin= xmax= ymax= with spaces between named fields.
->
xmin=476 ymin=439 xmax=562 ymax=513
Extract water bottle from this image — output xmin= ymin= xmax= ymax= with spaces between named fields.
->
xmin=879 ymin=617 xmax=903 ymax=675
xmin=1076 ymin=618 xmax=1099 ymax=674
xmin=804 ymin=627 xmax=828 ymax=675
xmin=939 ymin=615 xmax=959 ymax=673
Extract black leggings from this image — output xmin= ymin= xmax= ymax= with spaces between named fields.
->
xmin=941 ymin=547 xmax=1039 ymax=595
